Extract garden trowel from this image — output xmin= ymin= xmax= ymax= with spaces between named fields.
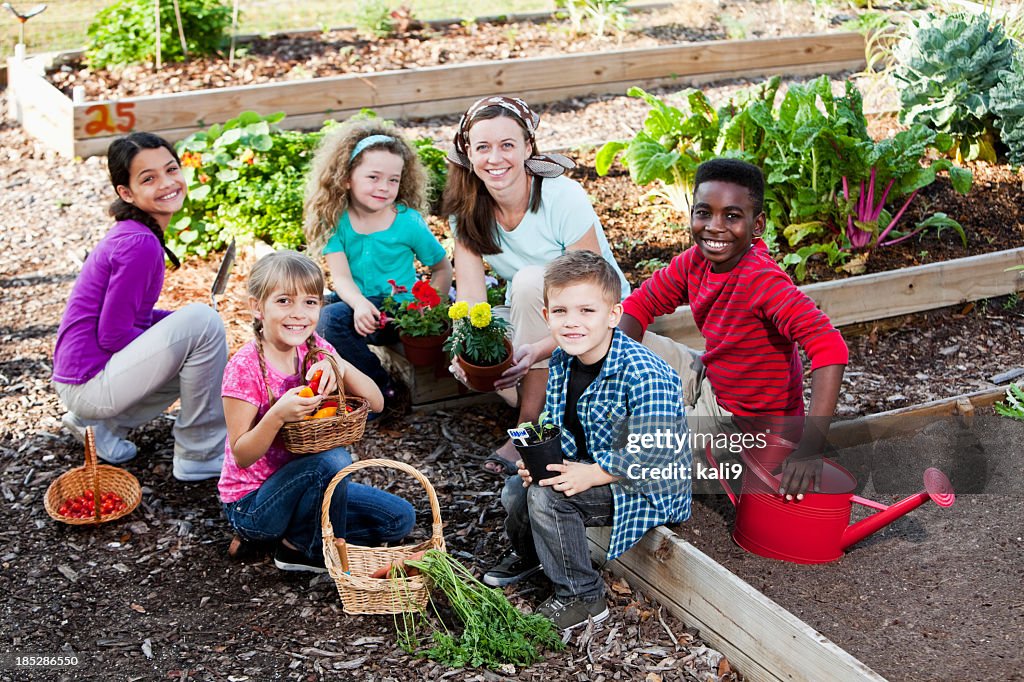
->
xmin=211 ymin=238 xmax=236 ymax=312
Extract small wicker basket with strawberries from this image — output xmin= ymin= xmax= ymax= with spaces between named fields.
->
xmin=45 ymin=427 xmax=141 ymax=525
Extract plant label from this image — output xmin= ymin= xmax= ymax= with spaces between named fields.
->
xmin=507 ymin=428 xmax=530 ymax=445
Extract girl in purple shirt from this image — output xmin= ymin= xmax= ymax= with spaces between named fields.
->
xmin=52 ymin=132 xmax=227 ymax=481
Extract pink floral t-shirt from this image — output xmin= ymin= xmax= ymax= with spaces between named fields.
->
xmin=217 ymin=336 xmax=337 ymax=503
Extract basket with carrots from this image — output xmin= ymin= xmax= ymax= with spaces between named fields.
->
xmin=280 ymin=352 xmax=369 ymax=454
xmin=45 ymin=427 xmax=141 ymax=526
xmin=321 ymin=459 xmax=446 ymax=615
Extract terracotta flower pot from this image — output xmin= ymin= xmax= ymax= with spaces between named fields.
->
xmin=456 ymin=339 xmax=513 ymax=393
xmin=514 ymin=428 xmax=563 ymax=481
xmin=399 ymin=330 xmax=449 ymax=368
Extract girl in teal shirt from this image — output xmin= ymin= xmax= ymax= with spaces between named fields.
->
xmin=303 ymin=121 xmax=452 ymax=415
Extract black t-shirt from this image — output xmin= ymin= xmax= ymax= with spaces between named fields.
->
xmin=563 ymin=354 xmax=605 ymax=462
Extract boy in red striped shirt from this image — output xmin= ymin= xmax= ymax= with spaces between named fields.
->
xmin=619 ymin=159 xmax=848 ymax=499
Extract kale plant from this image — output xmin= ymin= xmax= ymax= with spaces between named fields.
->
xmin=892 ymin=12 xmax=1014 ymax=162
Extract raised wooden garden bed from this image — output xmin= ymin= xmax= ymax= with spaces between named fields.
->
xmin=5 ymin=31 xmax=864 ymax=158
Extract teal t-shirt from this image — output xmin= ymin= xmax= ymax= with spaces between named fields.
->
xmin=450 ymin=175 xmax=630 ymax=302
xmin=322 ymin=204 xmax=447 ymax=299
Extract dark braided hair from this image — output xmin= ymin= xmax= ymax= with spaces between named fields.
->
xmin=107 ymin=132 xmax=182 ymax=268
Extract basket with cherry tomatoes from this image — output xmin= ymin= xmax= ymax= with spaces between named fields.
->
xmin=45 ymin=427 xmax=141 ymax=525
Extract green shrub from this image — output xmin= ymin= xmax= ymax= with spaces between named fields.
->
xmin=170 ymin=112 xmax=325 ymax=258
xmin=892 ymin=12 xmax=1014 ymax=162
xmin=86 ymin=0 xmax=232 ymax=68
xmin=356 ymin=0 xmax=396 ymax=38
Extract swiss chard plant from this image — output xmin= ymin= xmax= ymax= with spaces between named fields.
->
xmin=595 ymin=78 xmax=780 ymax=215
xmin=892 ymin=11 xmax=1015 ymax=162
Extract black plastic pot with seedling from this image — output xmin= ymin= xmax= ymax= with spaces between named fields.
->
xmin=508 ymin=411 xmax=563 ymax=481
xmin=2 ymin=3 xmax=46 ymax=47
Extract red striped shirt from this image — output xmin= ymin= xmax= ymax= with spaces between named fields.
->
xmin=622 ymin=240 xmax=848 ymax=417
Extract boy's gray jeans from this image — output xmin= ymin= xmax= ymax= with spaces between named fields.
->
xmin=500 ymin=474 xmax=613 ymax=602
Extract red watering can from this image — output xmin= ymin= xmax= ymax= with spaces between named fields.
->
xmin=705 ymin=434 xmax=955 ymax=564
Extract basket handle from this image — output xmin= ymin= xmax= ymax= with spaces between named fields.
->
xmin=320 ymin=458 xmax=445 ymax=558
xmin=85 ymin=427 xmax=101 ymax=522
xmin=305 ymin=350 xmax=347 ymax=406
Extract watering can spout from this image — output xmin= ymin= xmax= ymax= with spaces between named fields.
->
xmin=841 ymin=468 xmax=956 ymax=550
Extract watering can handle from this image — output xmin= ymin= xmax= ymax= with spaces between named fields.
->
xmin=740 ymin=435 xmax=800 ymax=495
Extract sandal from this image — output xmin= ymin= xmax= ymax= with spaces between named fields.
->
xmin=481 ymin=451 xmax=519 ymax=477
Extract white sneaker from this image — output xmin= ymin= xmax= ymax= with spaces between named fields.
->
xmin=173 ymin=453 xmax=224 ymax=482
xmin=62 ymin=413 xmax=137 ymax=464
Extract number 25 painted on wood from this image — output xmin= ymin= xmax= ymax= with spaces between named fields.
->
xmin=84 ymin=102 xmax=136 ymax=136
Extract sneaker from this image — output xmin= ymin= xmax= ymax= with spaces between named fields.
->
xmin=482 ymin=552 xmax=542 ymax=587
xmin=273 ymin=544 xmax=327 ymax=573
xmin=62 ymin=413 xmax=137 ymax=464
xmin=173 ymin=453 xmax=224 ymax=482
xmin=536 ymin=595 xmax=610 ymax=631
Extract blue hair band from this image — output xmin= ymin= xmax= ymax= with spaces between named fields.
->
xmin=350 ymin=134 xmax=396 ymax=161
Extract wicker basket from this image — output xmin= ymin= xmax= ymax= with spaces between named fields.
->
xmin=279 ymin=353 xmax=370 ymax=455
xmin=321 ymin=459 xmax=446 ymax=615
xmin=44 ymin=427 xmax=141 ymax=526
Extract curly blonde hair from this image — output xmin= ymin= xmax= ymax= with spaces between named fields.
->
xmin=303 ymin=119 xmax=429 ymax=254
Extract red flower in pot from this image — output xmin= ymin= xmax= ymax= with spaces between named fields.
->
xmin=383 ymin=279 xmax=450 ymax=367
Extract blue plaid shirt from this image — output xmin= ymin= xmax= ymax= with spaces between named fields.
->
xmin=546 ymin=329 xmax=691 ymax=561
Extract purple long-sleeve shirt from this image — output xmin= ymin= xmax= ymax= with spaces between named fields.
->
xmin=53 ymin=220 xmax=171 ymax=385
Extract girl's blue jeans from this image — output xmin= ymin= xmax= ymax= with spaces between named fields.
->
xmin=223 ymin=447 xmax=415 ymax=559
xmin=317 ymin=293 xmax=399 ymax=390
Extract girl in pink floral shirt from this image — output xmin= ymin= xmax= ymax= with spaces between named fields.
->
xmin=219 ymin=251 xmax=414 ymax=572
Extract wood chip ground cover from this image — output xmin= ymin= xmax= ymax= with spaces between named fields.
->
xmin=3 ymin=56 xmax=1024 ymax=682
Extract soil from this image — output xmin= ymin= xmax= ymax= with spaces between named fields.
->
xmin=3 ymin=3 xmax=1024 ymax=679
xmin=46 ymin=0 xmax=897 ymax=100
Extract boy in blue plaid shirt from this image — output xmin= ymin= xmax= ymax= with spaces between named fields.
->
xmin=484 ymin=250 xmax=691 ymax=631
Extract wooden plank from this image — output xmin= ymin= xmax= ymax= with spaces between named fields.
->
xmin=650 ymin=247 xmax=1024 ymax=350
xmin=71 ymin=56 xmax=864 ymax=158
xmin=6 ymin=57 xmax=74 ymax=157
xmin=588 ymin=526 xmax=887 ymax=682
xmin=71 ymin=32 xmax=864 ymax=139
xmin=368 ymin=346 xmax=466 ymax=405
xmin=828 ymin=384 xmax=1014 ymax=448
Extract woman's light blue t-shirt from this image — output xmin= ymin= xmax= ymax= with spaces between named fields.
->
xmin=323 ymin=204 xmax=447 ymax=300
xmin=451 ymin=175 xmax=630 ymax=302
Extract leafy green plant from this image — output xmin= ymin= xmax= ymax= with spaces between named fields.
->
xmin=413 ymin=137 xmax=448 ymax=212
xmin=170 ymin=111 xmax=325 ymax=258
xmin=994 ymin=384 xmax=1024 ymax=421
xmin=596 ymin=79 xmax=781 ymax=215
xmin=86 ymin=0 xmax=232 ymax=68
xmin=555 ymin=0 xmax=628 ymax=38
xmin=356 ymin=0 xmax=396 ymax=38
xmin=394 ymin=549 xmax=564 ymax=669
xmin=517 ymin=411 xmax=558 ymax=443
xmin=892 ymin=11 xmax=1015 ymax=162
xmin=989 ymin=55 xmax=1024 ymax=165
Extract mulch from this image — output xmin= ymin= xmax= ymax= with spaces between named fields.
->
xmin=3 ymin=3 xmax=1024 ymax=675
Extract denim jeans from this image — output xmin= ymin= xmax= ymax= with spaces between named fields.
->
xmin=501 ymin=475 xmax=613 ymax=602
xmin=223 ymin=447 xmax=415 ymax=559
xmin=317 ymin=293 xmax=400 ymax=389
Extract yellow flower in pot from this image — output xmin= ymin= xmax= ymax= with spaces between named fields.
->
xmin=444 ymin=301 xmax=512 ymax=392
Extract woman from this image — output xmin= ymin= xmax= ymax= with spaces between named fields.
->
xmin=443 ymin=96 xmax=629 ymax=476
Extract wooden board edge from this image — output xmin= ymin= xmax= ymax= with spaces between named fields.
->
xmin=651 ymin=247 xmax=1024 ymax=341
xmin=828 ymin=383 xmax=1016 ymax=448
xmin=588 ymin=526 xmax=889 ymax=682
